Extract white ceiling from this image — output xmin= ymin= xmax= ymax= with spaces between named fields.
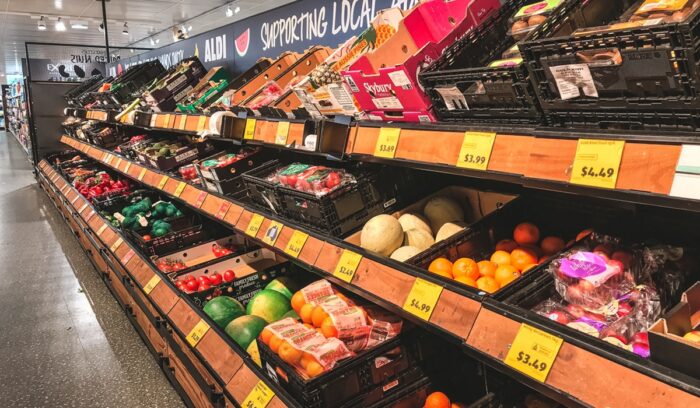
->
xmin=0 ymin=0 xmax=294 ymax=77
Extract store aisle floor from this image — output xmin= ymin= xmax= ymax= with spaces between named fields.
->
xmin=0 ymin=132 xmax=185 ymax=408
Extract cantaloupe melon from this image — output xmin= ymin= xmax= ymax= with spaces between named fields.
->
xmin=397 ymin=213 xmax=432 ymax=235
xmin=403 ymin=228 xmax=435 ymax=251
xmin=436 ymin=222 xmax=468 ymax=242
xmin=361 ymin=215 xmax=404 ymax=256
xmin=390 ymin=246 xmax=421 ymax=262
xmin=423 ymin=196 xmax=464 ymax=232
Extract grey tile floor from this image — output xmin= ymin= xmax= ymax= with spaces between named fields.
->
xmin=0 ymin=132 xmax=185 ymax=407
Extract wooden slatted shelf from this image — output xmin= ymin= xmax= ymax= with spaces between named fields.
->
xmin=57 ymin=135 xmax=700 ymax=407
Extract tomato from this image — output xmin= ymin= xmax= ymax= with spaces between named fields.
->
xmin=143 ymin=235 xmax=152 ymax=241
xmin=209 ymin=273 xmax=222 ymax=286
xmin=325 ymin=172 xmax=341 ymax=189
xmin=175 ymin=280 xmax=186 ymax=291
xmin=197 ymin=276 xmax=210 ymax=285
xmin=185 ymin=275 xmax=196 ymax=282
xmin=199 ymin=282 xmax=211 ymax=291
xmin=185 ymin=280 xmax=199 ymax=292
xmin=223 ymin=270 xmax=236 ymax=282
xmin=286 ymin=175 xmax=298 ymax=188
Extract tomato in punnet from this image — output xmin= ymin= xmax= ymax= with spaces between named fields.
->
xmin=143 ymin=235 xmax=152 ymax=241
xmin=199 ymin=282 xmax=211 ymax=291
xmin=185 ymin=280 xmax=199 ymax=292
xmin=325 ymin=172 xmax=341 ymax=189
xmin=197 ymin=276 xmax=211 ymax=285
xmin=223 ymin=270 xmax=236 ymax=282
xmin=286 ymin=175 xmax=298 ymax=188
xmin=209 ymin=273 xmax=223 ymax=286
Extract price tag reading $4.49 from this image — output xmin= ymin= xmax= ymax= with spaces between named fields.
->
xmin=570 ymin=139 xmax=625 ymax=190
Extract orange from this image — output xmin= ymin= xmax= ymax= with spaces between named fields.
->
xmin=300 ymin=303 xmax=314 ymax=324
xmin=306 ymin=361 xmax=325 ymax=378
xmin=511 ymin=248 xmax=538 ymax=271
xmin=513 ymin=222 xmax=540 ymax=245
xmin=424 ymin=391 xmax=451 ymax=408
xmin=490 ymin=250 xmax=511 ymax=266
xmin=269 ymin=336 xmax=284 ymax=353
xmin=291 ymin=291 xmax=306 ymax=313
xmin=300 ymin=353 xmax=315 ymax=370
xmin=454 ymin=276 xmax=477 ymax=287
xmin=495 ymin=239 xmax=518 ymax=253
xmin=522 ymin=263 xmax=538 ymax=273
xmin=278 ymin=341 xmax=302 ymax=365
xmin=451 ymin=404 xmax=468 ymax=408
xmin=429 ymin=258 xmax=453 ymax=277
xmin=321 ymin=316 xmax=338 ymax=338
xmin=494 ymin=265 xmax=520 ymax=287
xmin=303 ymin=323 xmax=315 ymax=330
xmin=540 ymin=236 xmax=565 ymax=255
xmin=477 ymin=260 xmax=497 ymax=277
xmin=576 ymin=228 xmax=594 ymax=241
xmin=452 ymin=258 xmax=479 ymax=280
xmin=311 ymin=306 xmax=329 ymax=328
xmin=260 ymin=328 xmax=273 ymax=346
xmin=476 ymin=276 xmax=500 ymax=293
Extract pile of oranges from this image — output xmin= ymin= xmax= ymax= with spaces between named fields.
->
xmin=423 ymin=391 xmax=465 ymax=408
xmin=428 ymin=222 xmax=580 ymax=293
xmin=290 ymin=290 xmax=360 ymax=339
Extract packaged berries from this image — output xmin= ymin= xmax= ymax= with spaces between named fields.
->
xmin=267 ymin=163 xmax=355 ymax=196
xmin=508 ymin=0 xmax=564 ymax=40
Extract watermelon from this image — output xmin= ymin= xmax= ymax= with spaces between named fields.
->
xmin=225 ymin=315 xmax=267 ymax=350
xmin=281 ymin=309 xmax=300 ymax=321
xmin=265 ymin=277 xmax=298 ymax=300
xmin=235 ymin=28 xmax=250 ymax=57
xmin=203 ymin=296 xmax=245 ymax=329
xmin=246 ymin=289 xmax=291 ymax=323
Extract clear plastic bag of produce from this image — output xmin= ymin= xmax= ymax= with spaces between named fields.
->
xmin=247 ymin=81 xmax=283 ymax=110
xmin=267 ymin=163 xmax=355 ymax=196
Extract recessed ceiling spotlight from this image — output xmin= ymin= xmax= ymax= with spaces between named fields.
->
xmin=37 ymin=16 xmax=47 ymax=31
xmin=122 ymin=22 xmax=129 ymax=35
xmin=149 ymin=38 xmax=155 ymax=46
xmin=234 ymin=6 xmax=240 ymax=13
xmin=70 ymin=20 xmax=88 ymax=30
xmin=225 ymin=5 xmax=233 ymax=17
xmin=55 ymin=17 xmax=66 ymax=31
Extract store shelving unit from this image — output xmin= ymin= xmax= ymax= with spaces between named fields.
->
xmin=47 ymin=117 xmax=700 ymax=407
xmin=4 ymin=82 xmax=31 ymax=158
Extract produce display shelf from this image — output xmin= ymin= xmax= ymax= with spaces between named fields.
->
xmin=59 ymin=135 xmax=700 ymax=408
xmin=68 ymin=109 xmax=700 ymax=212
xmin=35 ymin=159 xmax=295 ymax=408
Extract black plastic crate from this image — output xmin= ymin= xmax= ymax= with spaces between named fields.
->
xmin=241 ymin=160 xmax=286 ymax=214
xmin=125 ymin=214 xmax=207 ymax=257
xmin=420 ymin=0 xmax=543 ymax=124
xmin=411 ymin=193 xmax=636 ymax=299
xmin=64 ymin=75 xmax=104 ymax=106
xmin=195 ymin=148 xmax=267 ymax=182
xmin=201 ymin=177 xmax=247 ymax=199
xmin=110 ymin=60 xmax=165 ymax=105
xmin=259 ymin=332 xmax=428 ymax=408
xmin=520 ymin=0 xmax=700 ymax=124
xmin=545 ymin=107 xmax=700 ymax=132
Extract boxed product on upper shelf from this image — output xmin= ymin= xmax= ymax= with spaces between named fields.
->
xmin=142 ymin=57 xmax=207 ymax=112
xmin=193 ymin=147 xmax=269 ymax=199
xmin=64 ymin=74 xmax=104 ymax=107
xmin=88 ymin=61 xmax=166 ymax=109
xmin=230 ymin=52 xmax=301 ymax=107
xmin=519 ymin=0 xmax=700 ymax=130
xmin=207 ymin=59 xmax=273 ymax=111
xmin=342 ymin=0 xmax=501 ymax=123
xmin=176 ymin=66 xmax=231 ymax=113
xmin=131 ymin=137 xmax=216 ymax=171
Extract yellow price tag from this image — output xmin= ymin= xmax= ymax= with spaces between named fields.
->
xmin=124 ymin=162 xmax=132 ymax=173
xmin=284 ymin=230 xmax=309 ymax=258
xmin=78 ymin=203 xmax=89 ymax=213
xmin=178 ymin=115 xmax=187 ymax=130
xmin=143 ymin=274 xmax=161 ymax=295
xmin=402 ymin=278 xmax=443 ymax=321
xmin=333 ymin=250 xmax=363 ymax=283
xmin=244 ymin=118 xmax=257 ymax=140
xmin=186 ymin=319 xmax=210 ymax=347
xmin=164 ymin=114 xmax=172 ymax=128
xmin=97 ymin=224 xmax=109 ymax=236
xmin=374 ymin=128 xmax=401 ymax=159
xmin=262 ymin=221 xmax=284 ymax=246
xmin=115 ymin=158 xmax=122 ymax=169
xmin=247 ymin=339 xmax=262 ymax=367
xmin=570 ymin=139 xmax=625 ymax=190
xmin=157 ymin=176 xmax=169 ymax=190
xmin=197 ymin=115 xmax=208 ymax=132
xmin=275 ymin=121 xmax=290 ymax=145
xmin=456 ymin=132 xmax=496 ymax=171
xmin=241 ymin=381 xmax=275 ymax=408
xmin=245 ymin=214 xmax=265 ymax=237
xmin=174 ymin=182 xmax=187 ymax=197
xmin=138 ymin=168 xmax=147 ymax=181
xmin=110 ymin=237 xmax=123 ymax=253
xmin=504 ymin=323 xmax=563 ymax=382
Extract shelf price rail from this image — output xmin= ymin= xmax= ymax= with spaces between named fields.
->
xmin=59 ymin=135 xmax=700 ymax=408
xmin=36 ymin=159 xmax=294 ymax=408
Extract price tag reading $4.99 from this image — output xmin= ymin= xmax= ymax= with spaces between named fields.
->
xmin=504 ymin=323 xmax=563 ymax=382
xmin=456 ymin=131 xmax=496 ymax=171
xmin=402 ymin=278 xmax=443 ymax=321
xmin=570 ymin=139 xmax=625 ymax=190
xmin=373 ymin=128 xmax=401 ymax=159
xmin=333 ymin=250 xmax=363 ymax=283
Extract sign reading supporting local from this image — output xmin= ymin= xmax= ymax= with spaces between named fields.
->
xmin=570 ymin=139 xmax=625 ymax=189
xmin=504 ymin=323 xmax=563 ymax=382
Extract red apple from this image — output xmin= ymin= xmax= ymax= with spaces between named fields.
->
xmin=546 ymin=311 xmax=570 ymax=325
xmin=617 ymin=302 xmax=633 ymax=317
xmin=566 ymin=304 xmax=586 ymax=319
xmin=631 ymin=332 xmax=649 ymax=345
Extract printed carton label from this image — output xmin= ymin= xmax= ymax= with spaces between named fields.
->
xmin=549 ymin=64 xmax=599 ymax=100
xmin=435 ymin=87 xmax=468 ymax=111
